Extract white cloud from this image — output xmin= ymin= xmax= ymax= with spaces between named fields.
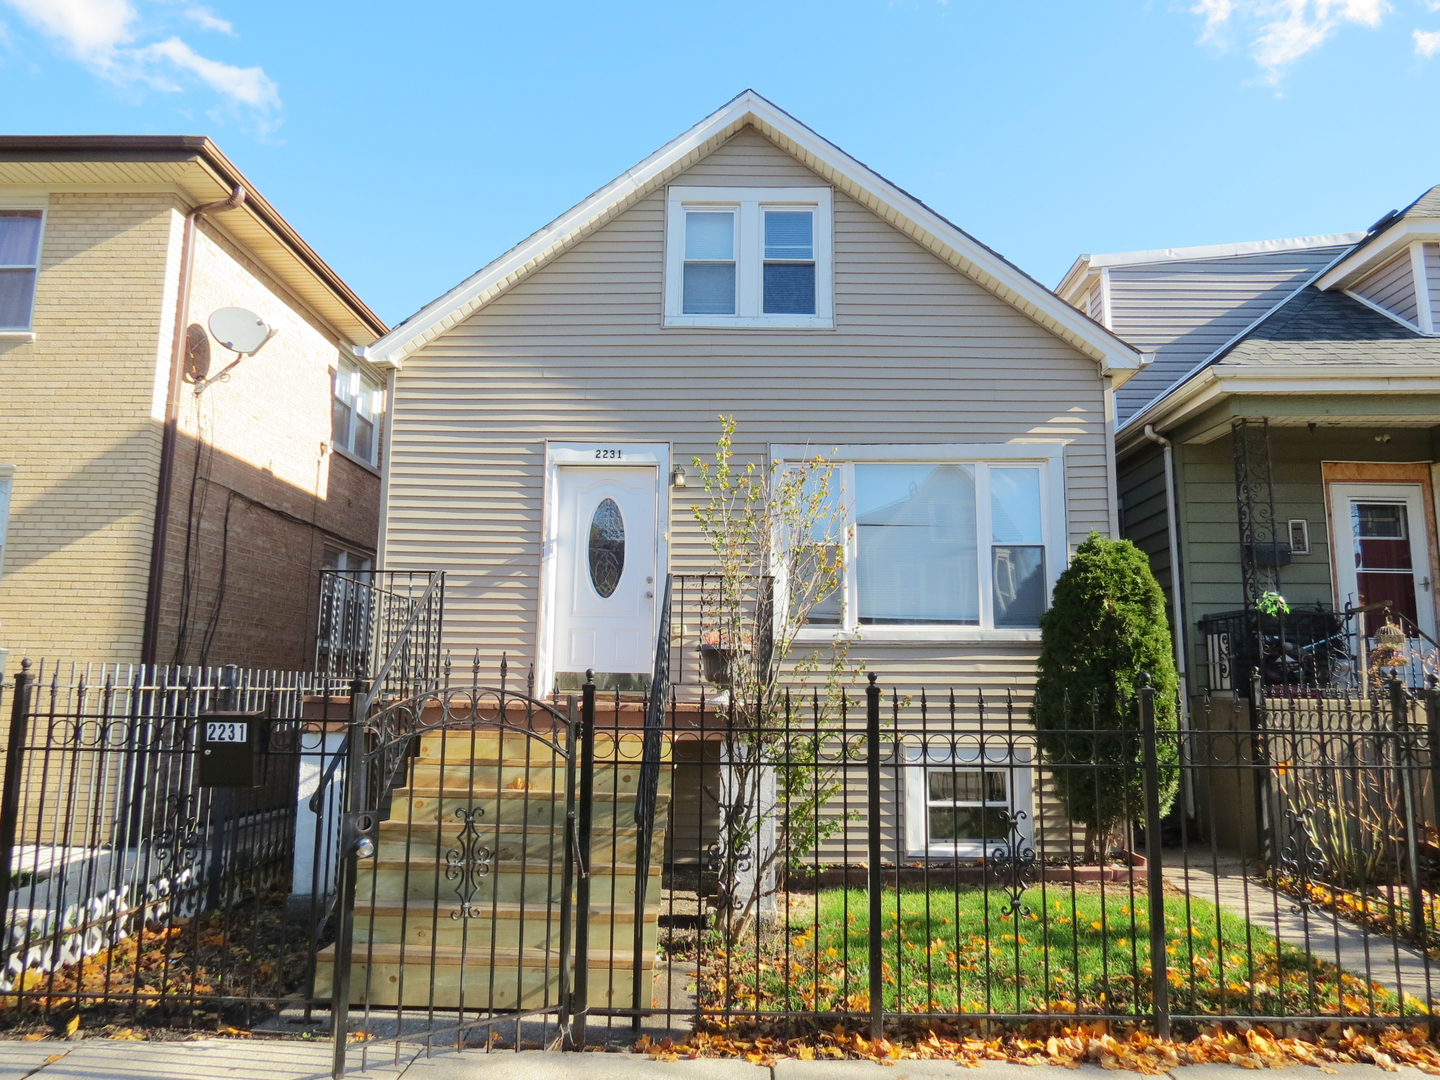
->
xmin=138 ymin=36 xmax=275 ymax=108
xmin=2 ymin=0 xmax=136 ymax=63
xmin=1190 ymin=0 xmax=1394 ymax=81
xmin=182 ymin=6 xmax=232 ymax=34
xmin=1417 ymin=26 xmax=1440 ymax=53
xmin=0 ymin=0 xmax=277 ymax=114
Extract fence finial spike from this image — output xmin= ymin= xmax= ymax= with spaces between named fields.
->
xmin=867 ymin=672 xmax=877 ymax=686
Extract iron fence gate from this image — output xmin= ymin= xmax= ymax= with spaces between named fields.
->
xmin=327 ymin=672 xmax=592 ymax=1075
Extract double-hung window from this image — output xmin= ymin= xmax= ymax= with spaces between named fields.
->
xmin=0 ymin=209 xmax=43 ymax=333
xmin=778 ymin=445 xmax=1063 ymax=637
xmin=332 ymin=356 xmax=384 ymax=466
xmin=902 ymin=745 xmax=1033 ymax=858
xmin=665 ymin=187 xmax=832 ymax=328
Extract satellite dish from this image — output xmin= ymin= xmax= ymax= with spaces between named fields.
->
xmin=208 ymin=307 xmax=275 ymax=356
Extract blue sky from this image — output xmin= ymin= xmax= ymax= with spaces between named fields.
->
xmin=1 ymin=1 xmax=1438 ymax=328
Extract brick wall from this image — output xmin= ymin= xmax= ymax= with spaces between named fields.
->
xmin=150 ymin=218 xmax=381 ymax=670
xmin=0 ymin=192 xmax=181 ymax=665
xmin=0 ymin=190 xmax=381 ymax=673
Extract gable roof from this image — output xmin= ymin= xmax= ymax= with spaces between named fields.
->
xmin=1218 ymin=286 xmax=1440 ymax=368
xmin=1316 ymin=182 xmax=1440 ymax=292
xmin=360 ymin=90 xmax=1144 ymax=381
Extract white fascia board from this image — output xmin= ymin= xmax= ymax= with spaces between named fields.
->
xmin=1055 ymin=256 xmax=1096 ymax=303
xmin=1084 ymin=233 xmax=1364 ymax=272
xmin=1317 ymin=221 xmax=1440 ymax=291
xmin=365 ymin=90 xmax=1143 ymax=379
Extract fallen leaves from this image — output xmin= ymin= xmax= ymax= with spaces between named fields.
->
xmin=639 ymin=1022 xmax=1440 ymax=1074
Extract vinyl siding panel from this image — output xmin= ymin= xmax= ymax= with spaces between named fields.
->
xmin=1106 ymin=248 xmax=1349 ymax=424
xmin=1352 ymin=251 xmax=1418 ymax=326
xmin=1118 ymin=444 xmax=1173 ymax=598
xmin=1174 ymin=427 xmax=1431 ymax=688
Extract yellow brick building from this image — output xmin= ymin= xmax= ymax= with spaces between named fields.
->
xmin=0 ymin=137 xmax=389 ymax=672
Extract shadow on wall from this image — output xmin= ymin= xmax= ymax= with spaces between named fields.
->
xmin=0 ymin=420 xmax=381 ymax=670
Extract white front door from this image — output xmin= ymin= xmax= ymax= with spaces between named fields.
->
xmin=1330 ymin=482 xmax=1437 ymax=642
xmin=551 ymin=465 xmax=659 ymax=691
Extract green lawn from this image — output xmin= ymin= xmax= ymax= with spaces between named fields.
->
xmin=700 ymin=886 xmax=1405 ymax=1019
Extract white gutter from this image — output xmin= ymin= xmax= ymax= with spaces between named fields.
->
xmin=1140 ymin=424 xmax=1190 ymax=720
xmin=1142 ymin=422 xmax=1194 ymax=818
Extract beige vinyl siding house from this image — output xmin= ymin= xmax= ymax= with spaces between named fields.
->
xmin=371 ymin=99 xmax=1139 ymax=701
xmin=364 ymin=93 xmax=1143 ymax=861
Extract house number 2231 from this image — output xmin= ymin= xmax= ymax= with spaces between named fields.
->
xmin=594 ymin=449 xmax=622 ymax=460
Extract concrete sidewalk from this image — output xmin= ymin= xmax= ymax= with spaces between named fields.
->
xmin=0 ymin=1043 xmax=1429 ymax=1080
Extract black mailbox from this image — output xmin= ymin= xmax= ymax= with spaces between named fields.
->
xmin=198 ymin=709 xmax=264 ymax=788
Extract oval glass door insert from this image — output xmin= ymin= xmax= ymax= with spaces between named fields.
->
xmin=588 ymin=498 xmax=625 ymax=598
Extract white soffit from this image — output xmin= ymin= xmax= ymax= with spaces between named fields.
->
xmin=363 ymin=90 xmax=1142 ymax=380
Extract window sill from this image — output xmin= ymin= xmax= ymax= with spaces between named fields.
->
xmin=663 ymin=314 xmax=834 ymax=330
xmin=794 ymin=627 xmax=1042 ymax=646
xmin=331 ymin=444 xmax=382 ymax=477
xmin=0 ymin=331 xmax=35 ymax=343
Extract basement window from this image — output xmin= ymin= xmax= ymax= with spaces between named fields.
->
xmin=665 ymin=186 xmax=833 ymax=329
xmin=0 ymin=209 xmax=43 ymax=332
xmin=902 ymin=745 xmax=1033 ymax=859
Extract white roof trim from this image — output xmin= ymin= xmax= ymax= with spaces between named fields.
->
xmin=362 ymin=90 xmax=1142 ymax=379
xmin=1058 ymin=232 xmax=1362 ymax=301
xmin=1317 ymin=220 xmax=1440 ymax=291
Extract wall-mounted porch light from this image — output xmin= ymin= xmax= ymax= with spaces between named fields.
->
xmin=671 ymin=466 xmax=688 ymax=489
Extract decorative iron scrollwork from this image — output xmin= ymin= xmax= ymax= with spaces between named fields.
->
xmin=1279 ymin=806 xmax=1327 ymax=914
xmin=154 ymin=793 xmax=203 ymax=878
xmin=706 ymin=804 xmax=754 ymax=911
xmin=987 ymin=809 xmax=1038 ymax=918
xmin=445 ymin=806 xmax=494 ymax=920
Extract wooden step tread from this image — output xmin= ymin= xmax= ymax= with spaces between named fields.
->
xmin=354 ymin=899 xmax=657 ymax=922
xmin=393 ymin=786 xmax=671 ymax=804
xmin=361 ymin=857 xmax=662 ymax=876
xmin=317 ymin=942 xmax=651 ymax=968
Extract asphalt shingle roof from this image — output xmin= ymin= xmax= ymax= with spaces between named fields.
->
xmin=1400 ymin=184 xmax=1440 ymax=221
xmin=1217 ymin=286 xmax=1440 ymax=367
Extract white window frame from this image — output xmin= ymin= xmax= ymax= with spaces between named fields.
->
xmin=1287 ymin=518 xmax=1311 ymax=556
xmin=0 ymin=465 xmax=13 ymax=581
xmin=775 ymin=443 xmax=1067 ymax=643
xmin=0 ymin=205 xmax=45 ymax=337
xmin=331 ymin=355 xmax=384 ymax=466
xmin=664 ymin=186 xmax=834 ymax=329
xmin=902 ymin=743 xmax=1034 ymax=859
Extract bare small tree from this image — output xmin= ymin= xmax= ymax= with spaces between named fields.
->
xmin=690 ymin=416 xmax=855 ymax=943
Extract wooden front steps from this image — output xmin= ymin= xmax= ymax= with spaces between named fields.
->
xmin=317 ymin=728 xmax=670 ymax=1012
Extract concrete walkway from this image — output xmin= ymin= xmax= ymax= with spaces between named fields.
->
xmin=0 ymin=1043 xmax=1433 ymax=1080
xmin=0 ymin=1043 xmax=1428 ymax=1080
xmin=1162 ymin=855 xmax=1437 ymax=1004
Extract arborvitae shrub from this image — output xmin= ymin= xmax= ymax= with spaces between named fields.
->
xmin=1032 ymin=532 xmax=1180 ymax=856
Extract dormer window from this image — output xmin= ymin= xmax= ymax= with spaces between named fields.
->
xmin=665 ymin=186 xmax=833 ymax=329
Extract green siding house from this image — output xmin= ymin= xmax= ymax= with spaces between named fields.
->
xmin=1060 ymin=187 xmax=1440 ymax=703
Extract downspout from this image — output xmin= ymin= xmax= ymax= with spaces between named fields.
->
xmin=140 ymin=185 xmax=247 ymax=666
xmin=1142 ymin=424 xmax=1191 ymax=718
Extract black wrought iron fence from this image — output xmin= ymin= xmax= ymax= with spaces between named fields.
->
xmin=564 ymin=676 xmax=1440 ymax=1044
xmin=6 ymin=654 xmax=1440 ymax=1049
xmin=0 ymin=659 xmax=351 ymax=1028
xmin=316 ymin=570 xmax=444 ymax=695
